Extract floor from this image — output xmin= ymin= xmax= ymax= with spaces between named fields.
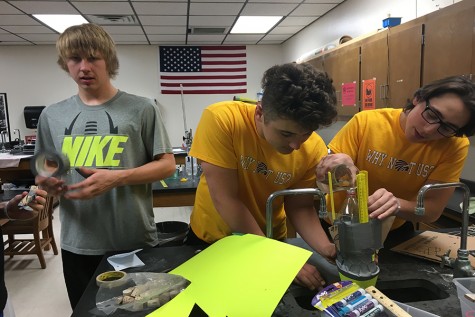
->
xmin=4 ymin=206 xmax=192 ymax=317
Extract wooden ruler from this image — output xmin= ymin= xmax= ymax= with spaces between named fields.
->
xmin=365 ymin=286 xmax=411 ymax=317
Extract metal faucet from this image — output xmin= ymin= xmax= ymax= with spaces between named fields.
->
xmin=416 ymin=182 xmax=474 ymax=277
xmin=265 ymin=188 xmax=327 ymax=238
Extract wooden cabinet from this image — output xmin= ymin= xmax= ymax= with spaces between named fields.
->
xmin=360 ymin=30 xmax=390 ymax=109
xmin=387 ymin=23 xmax=424 ymax=108
xmin=322 ymin=43 xmax=360 ymax=117
xmin=423 ymin=5 xmax=475 ymax=83
xmin=307 ymin=0 xmax=474 ymax=114
xmin=307 ymin=54 xmax=324 ymax=72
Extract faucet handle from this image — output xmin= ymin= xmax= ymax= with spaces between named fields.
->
xmin=468 ymin=250 xmax=475 ymax=258
xmin=438 ymin=249 xmax=454 ymax=268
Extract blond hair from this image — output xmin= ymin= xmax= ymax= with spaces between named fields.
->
xmin=56 ymin=23 xmax=119 ymax=78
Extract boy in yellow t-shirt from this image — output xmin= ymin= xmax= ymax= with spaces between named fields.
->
xmin=317 ymin=75 xmax=475 ymax=244
xmin=187 ymin=63 xmax=339 ymax=291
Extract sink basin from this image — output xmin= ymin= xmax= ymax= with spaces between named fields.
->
xmin=273 ymin=285 xmax=321 ymax=317
xmin=272 ymin=278 xmax=450 ymax=316
xmin=376 ymin=279 xmax=449 ymax=303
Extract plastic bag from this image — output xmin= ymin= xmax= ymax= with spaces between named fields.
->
xmin=96 ymin=272 xmax=190 ymax=315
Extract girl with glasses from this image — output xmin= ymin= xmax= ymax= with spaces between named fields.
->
xmin=317 ymin=75 xmax=475 ymax=243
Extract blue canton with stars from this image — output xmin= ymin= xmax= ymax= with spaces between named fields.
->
xmin=159 ymin=46 xmax=202 ymax=72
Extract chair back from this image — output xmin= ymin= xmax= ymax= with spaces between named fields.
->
xmin=2 ymin=195 xmax=58 ymax=269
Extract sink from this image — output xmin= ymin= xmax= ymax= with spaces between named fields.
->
xmin=272 ymin=278 xmax=450 ymax=316
xmin=375 ymin=279 xmax=449 ymax=303
xmin=273 ymin=285 xmax=321 ymax=317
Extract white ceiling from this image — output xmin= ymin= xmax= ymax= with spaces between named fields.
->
xmin=0 ymin=0 xmax=345 ymax=46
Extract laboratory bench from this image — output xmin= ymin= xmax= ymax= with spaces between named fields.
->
xmin=152 ymin=173 xmax=199 ymax=207
xmin=71 ymin=229 xmax=465 ymax=317
xmin=0 ymin=151 xmax=199 ymax=208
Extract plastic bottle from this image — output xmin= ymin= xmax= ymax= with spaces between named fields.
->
xmin=185 ymin=156 xmax=198 ymax=176
xmin=338 ymin=187 xmax=359 ymax=223
xmin=316 ymin=164 xmax=353 ymax=194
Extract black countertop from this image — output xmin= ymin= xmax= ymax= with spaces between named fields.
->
xmin=72 ymin=245 xmax=202 ymax=317
xmin=152 ymin=172 xmax=199 ymax=193
xmin=72 ymin=232 xmax=464 ymax=317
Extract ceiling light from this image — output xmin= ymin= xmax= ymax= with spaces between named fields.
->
xmin=231 ymin=16 xmax=282 ymax=34
xmin=33 ymin=14 xmax=88 ymax=33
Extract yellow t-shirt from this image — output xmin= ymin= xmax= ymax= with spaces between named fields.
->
xmin=328 ymin=108 xmax=469 ymax=229
xmin=189 ymin=101 xmax=328 ymax=243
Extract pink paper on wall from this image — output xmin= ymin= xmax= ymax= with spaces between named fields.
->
xmin=341 ymin=82 xmax=356 ymax=107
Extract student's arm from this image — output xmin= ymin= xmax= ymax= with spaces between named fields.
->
xmin=285 ymin=194 xmax=335 ymax=259
xmin=63 ymin=153 xmax=176 ymax=200
xmin=285 ymin=194 xmax=336 ymax=290
xmin=200 ymin=161 xmax=264 ymax=236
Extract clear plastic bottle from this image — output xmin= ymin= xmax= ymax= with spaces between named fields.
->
xmin=185 ymin=156 xmax=198 ymax=176
xmin=338 ymin=187 xmax=359 ymax=223
xmin=316 ymin=164 xmax=353 ymax=194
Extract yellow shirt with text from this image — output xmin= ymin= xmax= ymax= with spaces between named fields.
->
xmin=189 ymin=101 xmax=328 ymax=243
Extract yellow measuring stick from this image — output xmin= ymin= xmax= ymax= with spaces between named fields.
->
xmin=328 ymin=171 xmax=336 ymax=221
xmin=356 ymin=171 xmax=369 ymax=223
xmin=160 ymin=180 xmax=168 ymax=188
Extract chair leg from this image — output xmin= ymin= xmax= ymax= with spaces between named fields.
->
xmin=42 ymin=229 xmax=51 ymax=251
xmin=48 ymin=226 xmax=58 ymax=255
xmin=34 ymin=232 xmax=46 ymax=269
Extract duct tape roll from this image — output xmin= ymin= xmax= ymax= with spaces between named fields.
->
xmin=30 ymin=151 xmax=70 ymax=177
xmin=96 ymin=271 xmax=128 ymax=288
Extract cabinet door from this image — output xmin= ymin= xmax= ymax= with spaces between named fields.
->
xmin=307 ymin=54 xmax=325 ymax=72
xmin=323 ymin=45 xmax=360 ymax=118
xmin=360 ymin=30 xmax=390 ymax=109
xmin=388 ymin=24 xmax=423 ymax=108
xmin=423 ymin=6 xmax=474 ymax=83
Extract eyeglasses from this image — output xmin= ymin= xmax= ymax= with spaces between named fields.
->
xmin=421 ymin=102 xmax=459 ymax=137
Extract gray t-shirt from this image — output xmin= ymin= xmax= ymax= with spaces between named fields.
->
xmin=36 ymin=91 xmax=172 ymax=255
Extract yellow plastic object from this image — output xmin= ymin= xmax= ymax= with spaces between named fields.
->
xmin=356 ymin=171 xmax=369 ymax=223
xmin=233 ymin=96 xmax=258 ymax=104
xmin=328 ymin=171 xmax=336 ymax=221
xmin=339 ymin=271 xmax=378 ymax=289
xmin=180 ymin=177 xmax=188 ymax=182
xmin=160 ymin=180 xmax=168 ymax=188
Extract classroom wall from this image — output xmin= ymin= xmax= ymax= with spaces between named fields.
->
xmin=283 ymin=0 xmax=475 ymax=181
xmin=282 ymin=0 xmax=463 ymax=63
xmin=0 ymin=44 xmax=282 ymax=147
xmin=0 ymin=0 xmax=473 ymax=180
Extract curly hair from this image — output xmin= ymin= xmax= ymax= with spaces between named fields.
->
xmin=56 ymin=23 xmax=119 ymax=79
xmin=260 ymin=63 xmax=337 ymax=131
xmin=403 ymin=75 xmax=475 ymax=137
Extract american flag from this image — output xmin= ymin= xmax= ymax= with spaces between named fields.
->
xmin=159 ymin=46 xmax=247 ymax=95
